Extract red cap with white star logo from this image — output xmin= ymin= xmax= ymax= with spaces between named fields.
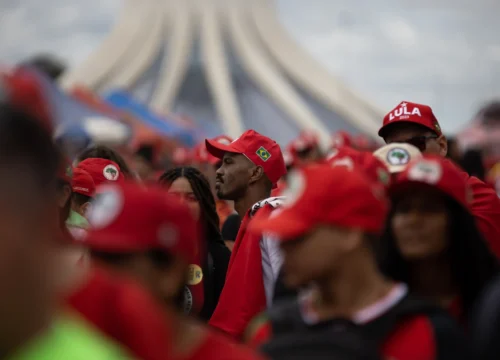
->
xmin=379 ymin=101 xmax=442 ymax=138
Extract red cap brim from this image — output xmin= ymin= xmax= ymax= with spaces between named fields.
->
xmin=248 ymin=210 xmax=310 ymax=241
xmin=84 ymin=232 xmax=153 ymax=253
xmin=205 ymin=139 xmax=239 ymax=159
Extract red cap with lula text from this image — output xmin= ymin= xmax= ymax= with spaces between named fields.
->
xmin=248 ymin=164 xmax=389 ymax=240
xmin=77 ymin=158 xmax=125 ymax=187
xmin=84 ymin=182 xmax=199 ymax=264
xmin=379 ymin=101 xmax=442 ymax=138
xmin=205 ymin=129 xmax=286 ymax=187
xmin=390 ymin=154 xmax=472 ymax=210
xmin=72 ymin=168 xmax=96 ymax=197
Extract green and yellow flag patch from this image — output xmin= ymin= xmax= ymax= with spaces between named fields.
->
xmin=256 ymin=146 xmax=271 ymax=162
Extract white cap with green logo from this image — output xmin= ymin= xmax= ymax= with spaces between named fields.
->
xmin=373 ymin=143 xmax=422 ymax=174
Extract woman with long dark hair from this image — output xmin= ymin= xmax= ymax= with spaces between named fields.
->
xmin=378 ymin=154 xmax=498 ymax=322
xmin=159 ymin=167 xmax=230 ymax=321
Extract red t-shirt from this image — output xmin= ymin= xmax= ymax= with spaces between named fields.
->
xmin=464 ymin=173 xmax=500 ymax=258
xmin=66 ymin=266 xmax=172 ymax=360
xmin=187 ymin=330 xmax=265 ymax=360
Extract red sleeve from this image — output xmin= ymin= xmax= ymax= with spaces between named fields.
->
xmin=382 ymin=314 xmax=471 ymax=360
xmin=467 ymin=176 xmax=500 ymax=258
xmin=114 ymin=282 xmax=173 ymax=360
xmin=381 ymin=316 xmax=435 ymax=360
xmin=67 ymin=268 xmax=172 ymax=360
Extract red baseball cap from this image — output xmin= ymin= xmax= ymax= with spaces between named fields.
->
xmin=390 ymin=155 xmax=471 ymax=210
xmin=78 ymin=158 xmax=125 ymax=187
xmin=84 ymin=182 xmax=199 ymax=264
xmin=326 ymin=147 xmax=391 ymax=189
xmin=249 ymin=164 xmax=389 ymax=240
xmin=172 ymin=147 xmax=192 ymax=166
xmin=205 ymin=129 xmax=286 ymax=187
xmin=72 ymin=167 xmax=96 ymax=197
xmin=379 ymin=101 xmax=442 ymax=138
xmin=194 ymin=135 xmax=233 ymax=165
xmin=331 ymin=130 xmax=352 ymax=149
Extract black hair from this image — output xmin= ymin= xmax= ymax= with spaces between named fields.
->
xmin=159 ymin=167 xmax=223 ymax=246
xmin=460 ymin=149 xmax=485 ymax=181
xmin=72 ymin=192 xmax=92 ymax=208
xmin=77 ymin=145 xmax=133 ymax=178
xmin=377 ymin=197 xmax=499 ymax=319
xmin=21 ymin=54 xmax=66 ymax=81
xmin=136 ymin=145 xmax=155 ymax=165
xmin=0 ymin=102 xmax=60 ymax=190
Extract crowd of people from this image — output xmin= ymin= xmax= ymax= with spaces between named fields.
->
xmin=3 ymin=66 xmax=500 ymax=360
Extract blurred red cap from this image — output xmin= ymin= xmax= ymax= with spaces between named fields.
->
xmin=249 ymin=164 xmax=388 ymax=239
xmin=72 ymin=167 xmax=96 ymax=197
xmin=84 ymin=182 xmax=199 ymax=264
xmin=391 ymin=154 xmax=471 ymax=210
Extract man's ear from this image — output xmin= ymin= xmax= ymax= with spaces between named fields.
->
xmin=248 ymin=165 xmax=265 ymax=185
xmin=438 ymin=135 xmax=448 ymax=157
xmin=81 ymin=202 xmax=92 ymax=217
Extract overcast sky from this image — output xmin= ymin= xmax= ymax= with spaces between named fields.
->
xmin=1 ymin=0 xmax=499 ymax=133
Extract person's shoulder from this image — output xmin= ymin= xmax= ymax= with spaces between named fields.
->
xmin=194 ymin=330 xmax=265 ymax=360
xmin=383 ymin=313 xmax=471 ymax=360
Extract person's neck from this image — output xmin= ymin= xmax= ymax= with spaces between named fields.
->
xmin=234 ymin=189 xmax=270 ymax=218
xmin=312 ymin=250 xmax=395 ymax=320
xmin=171 ymin=312 xmax=206 ymax=357
xmin=409 ymin=256 xmax=457 ymax=306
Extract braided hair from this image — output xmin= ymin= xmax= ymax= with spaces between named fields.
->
xmin=159 ymin=167 xmax=223 ymax=245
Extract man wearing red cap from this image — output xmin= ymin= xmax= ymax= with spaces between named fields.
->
xmin=246 ymin=165 xmax=468 ymax=360
xmin=80 ymin=182 xmax=263 ymax=360
xmin=192 ymin=135 xmax=236 ymax=229
xmin=205 ymin=129 xmax=287 ymax=339
xmin=379 ymin=101 xmax=500 ymax=257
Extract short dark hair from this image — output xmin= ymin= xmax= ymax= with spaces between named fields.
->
xmin=72 ymin=192 xmax=92 ymax=208
xmin=77 ymin=145 xmax=132 ymax=177
xmin=0 ymin=102 xmax=60 ymax=190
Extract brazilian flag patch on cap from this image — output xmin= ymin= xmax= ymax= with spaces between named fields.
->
xmin=256 ymin=146 xmax=271 ymax=162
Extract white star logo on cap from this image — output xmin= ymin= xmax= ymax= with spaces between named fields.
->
xmin=401 ymin=102 xmax=407 ymax=107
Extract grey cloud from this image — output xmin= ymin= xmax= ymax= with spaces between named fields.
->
xmin=0 ymin=0 xmax=498 ymax=133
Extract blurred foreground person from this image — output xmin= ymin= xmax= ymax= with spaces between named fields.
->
xmin=379 ymin=101 xmax=500 ymax=257
xmin=0 ymin=103 xmax=130 ymax=359
xmin=206 ymin=130 xmax=287 ymax=339
xmin=83 ymin=182 xmax=264 ymax=360
xmin=379 ymin=155 xmax=498 ymax=323
xmin=159 ymin=166 xmax=230 ymax=321
xmin=287 ymin=130 xmax=324 ymax=167
xmin=247 ymin=165 xmax=469 ymax=360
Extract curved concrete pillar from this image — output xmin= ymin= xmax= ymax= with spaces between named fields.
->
xmin=59 ymin=0 xmax=149 ymax=90
xmin=226 ymin=1 xmax=331 ymax=146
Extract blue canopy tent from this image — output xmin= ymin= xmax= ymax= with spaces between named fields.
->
xmin=104 ymin=90 xmax=199 ymax=147
xmin=19 ymin=67 xmax=132 ymax=157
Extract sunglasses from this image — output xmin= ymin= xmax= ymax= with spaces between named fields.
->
xmin=401 ymin=134 xmax=439 ymax=152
